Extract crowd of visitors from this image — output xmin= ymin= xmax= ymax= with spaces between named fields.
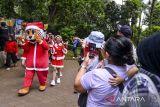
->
xmin=0 ymin=20 xmax=159 ymax=107
xmin=74 ymin=25 xmax=160 ymax=107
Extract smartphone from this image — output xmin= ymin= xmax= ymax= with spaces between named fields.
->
xmin=88 ymin=43 xmax=96 ymax=59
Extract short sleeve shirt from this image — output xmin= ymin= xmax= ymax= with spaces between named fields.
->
xmin=80 ymin=64 xmax=133 ymax=107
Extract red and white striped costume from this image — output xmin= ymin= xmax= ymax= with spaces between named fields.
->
xmin=51 ymin=43 xmax=67 ymax=68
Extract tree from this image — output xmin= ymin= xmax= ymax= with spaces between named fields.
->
xmin=47 ymin=0 xmax=107 ymax=39
xmin=105 ymin=1 xmax=121 ymax=36
xmin=0 ymin=0 xmax=17 ymax=18
xmin=0 ymin=0 xmax=156 ymax=45
xmin=148 ymin=0 xmax=156 ymax=27
xmin=142 ymin=26 xmax=160 ymax=38
xmin=143 ymin=0 xmax=160 ymax=36
xmin=14 ymin=0 xmax=48 ymax=22
xmin=121 ymin=0 xmax=142 ymax=27
xmin=149 ymin=0 xmax=160 ymax=26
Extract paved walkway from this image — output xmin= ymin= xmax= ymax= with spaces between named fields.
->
xmin=0 ymin=60 xmax=79 ymax=107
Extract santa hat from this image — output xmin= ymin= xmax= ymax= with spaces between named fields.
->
xmin=25 ymin=22 xmax=44 ymax=37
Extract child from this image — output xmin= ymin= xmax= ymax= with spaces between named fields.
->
xmin=4 ymin=36 xmax=18 ymax=70
xmin=48 ymin=34 xmax=54 ymax=64
xmin=50 ymin=35 xmax=67 ymax=86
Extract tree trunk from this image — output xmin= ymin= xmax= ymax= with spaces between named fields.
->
xmin=48 ymin=0 xmax=58 ymax=23
xmin=149 ymin=0 xmax=156 ymax=28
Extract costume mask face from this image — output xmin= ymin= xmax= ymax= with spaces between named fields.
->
xmin=26 ymin=29 xmax=40 ymax=44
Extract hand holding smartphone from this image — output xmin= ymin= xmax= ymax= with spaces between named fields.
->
xmin=88 ymin=43 xmax=96 ymax=59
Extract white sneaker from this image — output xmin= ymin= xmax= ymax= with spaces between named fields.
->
xmin=60 ymin=72 xmax=63 ymax=77
xmin=50 ymin=80 xmax=56 ymax=86
xmin=6 ymin=68 xmax=10 ymax=70
xmin=57 ymin=78 xmax=61 ymax=84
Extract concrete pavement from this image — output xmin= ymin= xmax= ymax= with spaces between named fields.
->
xmin=0 ymin=60 xmax=79 ymax=107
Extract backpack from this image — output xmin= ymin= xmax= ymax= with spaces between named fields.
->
xmin=78 ymin=91 xmax=88 ymax=107
xmin=105 ymin=67 xmax=124 ymax=93
xmin=121 ymin=72 xmax=160 ymax=107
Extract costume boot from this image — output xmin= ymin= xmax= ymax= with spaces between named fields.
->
xmin=39 ymin=85 xmax=46 ymax=91
xmin=18 ymin=87 xmax=30 ymax=96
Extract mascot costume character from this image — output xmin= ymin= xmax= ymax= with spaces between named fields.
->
xmin=18 ymin=22 xmax=49 ymax=96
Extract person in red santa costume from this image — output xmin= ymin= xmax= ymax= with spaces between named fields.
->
xmin=18 ymin=36 xmax=28 ymax=67
xmin=50 ymin=35 xmax=67 ymax=86
xmin=18 ymin=22 xmax=49 ymax=96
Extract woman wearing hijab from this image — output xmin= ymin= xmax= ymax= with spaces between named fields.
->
xmin=121 ymin=32 xmax=160 ymax=107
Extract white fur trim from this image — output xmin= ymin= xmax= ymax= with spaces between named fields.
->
xmin=39 ymin=40 xmax=43 ymax=44
xmin=59 ymin=43 xmax=62 ymax=46
xmin=62 ymin=48 xmax=68 ymax=54
xmin=21 ymin=57 xmax=26 ymax=60
xmin=49 ymin=45 xmax=53 ymax=47
xmin=26 ymin=67 xmax=49 ymax=71
xmin=52 ymin=56 xmax=65 ymax=60
xmin=33 ymin=44 xmax=37 ymax=68
xmin=22 ymin=60 xmax=26 ymax=65
xmin=51 ymin=65 xmax=64 ymax=68
xmin=25 ymin=26 xmax=42 ymax=31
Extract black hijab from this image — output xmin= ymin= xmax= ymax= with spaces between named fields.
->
xmin=137 ymin=32 xmax=160 ymax=77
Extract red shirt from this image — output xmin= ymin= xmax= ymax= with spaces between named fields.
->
xmin=5 ymin=41 xmax=18 ymax=53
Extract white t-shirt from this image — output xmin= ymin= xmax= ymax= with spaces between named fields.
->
xmin=80 ymin=64 xmax=134 ymax=107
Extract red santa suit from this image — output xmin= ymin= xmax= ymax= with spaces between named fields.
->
xmin=51 ymin=43 xmax=67 ymax=68
xmin=24 ymin=40 xmax=49 ymax=70
xmin=20 ymin=39 xmax=28 ymax=65
xmin=22 ymin=22 xmax=49 ymax=88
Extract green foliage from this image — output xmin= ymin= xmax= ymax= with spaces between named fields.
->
xmin=0 ymin=0 xmax=159 ymax=45
xmin=151 ymin=1 xmax=160 ymax=26
xmin=45 ymin=0 xmax=108 ymax=40
xmin=132 ymin=25 xmax=141 ymax=45
xmin=121 ymin=0 xmax=142 ymax=26
xmin=105 ymin=1 xmax=121 ymax=33
xmin=142 ymin=26 xmax=160 ymax=37
xmin=143 ymin=0 xmax=159 ymax=26
xmin=60 ymin=26 xmax=75 ymax=43
xmin=0 ymin=0 xmax=17 ymax=18
xmin=0 ymin=0 xmax=49 ymax=21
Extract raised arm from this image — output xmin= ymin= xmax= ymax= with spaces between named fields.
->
xmin=39 ymin=40 xmax=49 ymax=50
xmin=109 ymin=65 xmax=139 ymax=86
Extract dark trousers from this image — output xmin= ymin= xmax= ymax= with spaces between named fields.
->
xmin=5 ymin=53 xmax=17 ymax=67
xmin=72 ymin=47 xmax=77 ymax=57
xmin=0 ymin=40 xmax=5 ymax=51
